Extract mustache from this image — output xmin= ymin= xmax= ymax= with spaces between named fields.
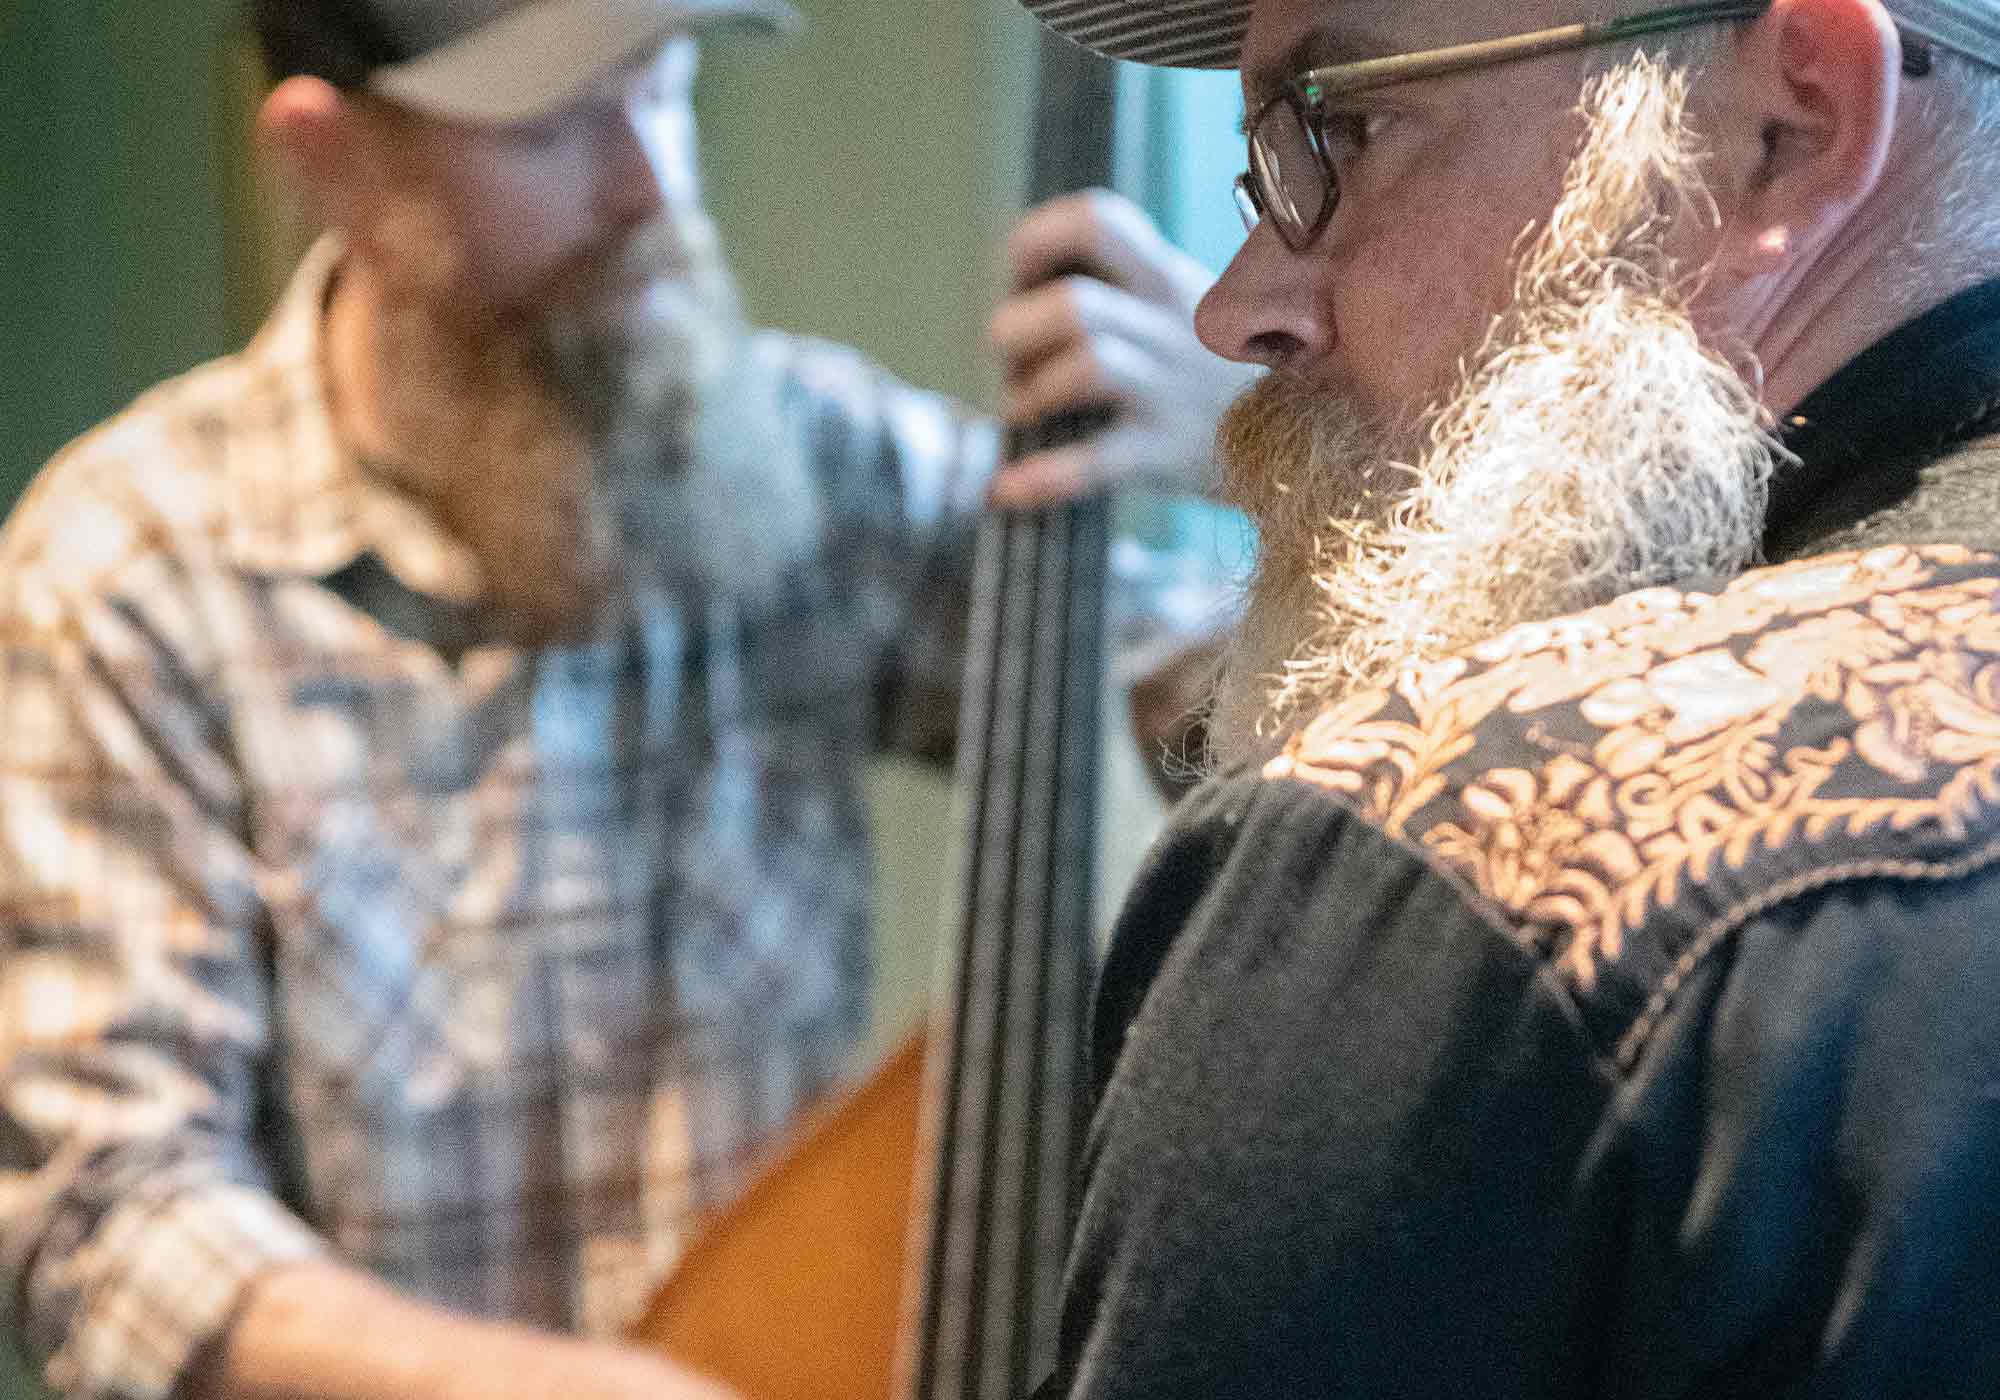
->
xmin=1218 ymin=374 xmax=1400 ymax=526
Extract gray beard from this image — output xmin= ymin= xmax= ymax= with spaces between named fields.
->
xmin=543 ymin=212 xmax=822 ymax=619
xmin=370 ymin=209 xmax=822 ymax=644
xmin=1206 ymin=53 xmax=1781 ymax=772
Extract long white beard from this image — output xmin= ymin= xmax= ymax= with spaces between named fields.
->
xmin=1207 ymin=54 xmax=1780 ymax=771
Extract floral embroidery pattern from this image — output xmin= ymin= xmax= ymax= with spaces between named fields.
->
xmin=1266 ymin=546 xmax=2000 ymax=989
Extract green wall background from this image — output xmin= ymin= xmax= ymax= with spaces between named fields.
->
xmin=0 ymin=0 xmax=1038 ymax=505
xmin=2 ymin=0 xmax=244 ymax=500
xmin=0 ymin=2 xmax=1041 ymax=1395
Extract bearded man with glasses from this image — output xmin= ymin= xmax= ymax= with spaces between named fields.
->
xmin=1015 ymin=0 xmax=2000 ymax=1395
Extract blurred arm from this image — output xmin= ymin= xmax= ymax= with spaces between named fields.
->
xmin=190 ymin=1263 xmax=734 ymax=1400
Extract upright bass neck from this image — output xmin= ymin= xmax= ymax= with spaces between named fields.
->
xmin=628 ymin=31 xmax=1119 ymax=1400
xmin=896 ymin=29 xmax=1118 ymax=1400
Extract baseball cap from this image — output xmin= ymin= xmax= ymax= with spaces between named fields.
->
xmin=1019 ymin=0 xmax=2000 ymax=70
xmin=253 ymin=0 xmax=802 ymax=124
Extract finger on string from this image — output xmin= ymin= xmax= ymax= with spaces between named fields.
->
xmin=1092 ymin=423 xmax=1210 ymax=496
xmin=994 ymin=278 xmax=1172 ymax=378
xmin=986 ymin=441 xmax=1097 ymax=510
xmin=1008 ymin=189 xmax=1175 ymax=300
xmin=1003 ymin=344 xmax=1122 ymax=426
xmin=988 ymin=278 xmax=1097 ymax=375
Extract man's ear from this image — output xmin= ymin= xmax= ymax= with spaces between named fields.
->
xmin=255 ymin=76 xmax=386 ymax=234
xmin=1711 ymin=0 xmax=1898 ymax=277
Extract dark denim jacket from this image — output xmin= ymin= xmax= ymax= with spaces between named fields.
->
xmin=1044 ymin=282 xmax=2000 ymax=1400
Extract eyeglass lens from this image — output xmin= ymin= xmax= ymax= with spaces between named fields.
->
xmin=1249 ymin=97 xmax=1332 ymax=247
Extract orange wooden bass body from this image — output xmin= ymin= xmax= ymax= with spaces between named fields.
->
xmin=628 ymin=1035 xmax=929 ymax=1399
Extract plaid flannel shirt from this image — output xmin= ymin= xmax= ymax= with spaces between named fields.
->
xmin=0 ymin=239 xmax=995 ymax=1400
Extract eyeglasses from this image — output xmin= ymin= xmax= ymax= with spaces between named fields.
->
xmin=1234 ymin=0 xmax=1773 ymax=252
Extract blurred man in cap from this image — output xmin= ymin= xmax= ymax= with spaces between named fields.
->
xmin=0 ymin=1 xmax=1248 ymax=1397
xmin=1011 ymin=0 xmax=2000 ymax=1394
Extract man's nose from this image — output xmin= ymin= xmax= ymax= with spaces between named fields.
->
xmin=1195 ymin=220 xmax=1333 ymax=371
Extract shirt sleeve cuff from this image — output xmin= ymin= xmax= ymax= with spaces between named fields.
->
xmin=43 ymin=1183 xmax=329 ymax=1400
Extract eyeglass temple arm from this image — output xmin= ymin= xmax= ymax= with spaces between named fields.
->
xmin=1300 ymin=1 xmax=1773 ymax=100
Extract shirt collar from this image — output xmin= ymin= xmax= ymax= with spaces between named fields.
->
xmin=223 ymin=234 xmax=484 ymax=603
xmin=1766 ymin=277 xmax=2000 ymax=561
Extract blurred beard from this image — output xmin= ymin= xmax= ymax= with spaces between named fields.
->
xmin=369 ymin=205 xmax=819 ymax=645
xmin=1206 ymin=53 xmax=1780 ymax=771
xmin=543 ymin=211 xmax=821 ymax=618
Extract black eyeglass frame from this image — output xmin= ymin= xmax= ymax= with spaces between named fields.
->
xmin=1235 ymin=0 xmax=1902 ymax=253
